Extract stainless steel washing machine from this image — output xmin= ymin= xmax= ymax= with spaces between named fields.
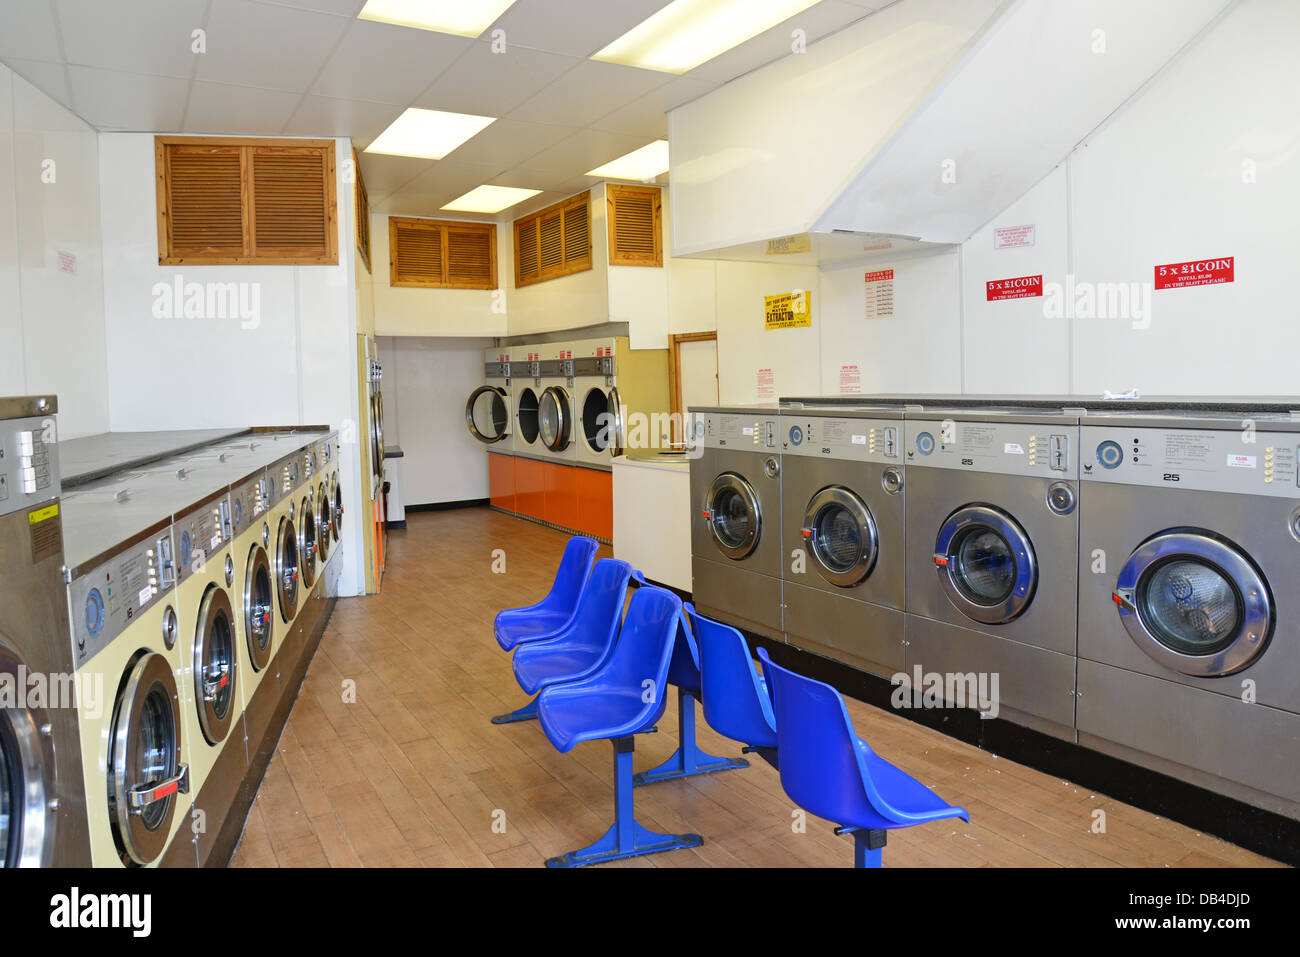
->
xmin=1077 ymin=408 xmax=1300 ymax=818
xmin=688 ymin=406 xmax=783 ymax=639
xmin=780 ymin=407 xmax=906 ymax=677
xmin=903 ymin=407 xmax=1081 ymax=739
xmin=0 ymin=395 xmax=92 ymax=867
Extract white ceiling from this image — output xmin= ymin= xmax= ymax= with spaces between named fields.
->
xmin=0 ymin=0 xmax=888 ymax=219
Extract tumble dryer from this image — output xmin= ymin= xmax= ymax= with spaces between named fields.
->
xmin=466 ymin=348 xmax=513 ymax=446
xmin=535 ymin=343 xmax=578 ymax=465
xmin=903 ymin=407 xmax=1081 ymax=739
xmin=688 ymin=406 xmax=784 ymax=639
xmin=780 ymin=407 xmax=906 ymax=677
xmin=0 ymin=396 xmax=92 ymax=866
xmin=572 ymin=340 xmax=624 ymax=467
xmin=510 ymin=344 xmax=544 ymax=459
xmin=1076 ymin=409 xmax=1300 ymax=818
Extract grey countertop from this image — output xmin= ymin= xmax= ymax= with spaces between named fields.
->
xmin=59 ymin=428 xmax=251 ymax=488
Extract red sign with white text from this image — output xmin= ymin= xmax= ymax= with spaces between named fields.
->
xmin=986 ymin=274 xmax=1043 ymax=301
xmin=1155 ymin=256 xmax=1234 ymax=290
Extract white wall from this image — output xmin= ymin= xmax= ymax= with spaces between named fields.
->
xmin=376 ymin=336 xmax=492 ymax=506
xmin=97 ymin=132 xmax=367 ymax=596
xmin=0 ymin=62 xmax=110 ymax=438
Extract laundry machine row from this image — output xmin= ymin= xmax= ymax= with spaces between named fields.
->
xmin=688 ymin=397 xmax=1300 ymax=826
xmin=53 ymin=426 xmax=339 ymax=868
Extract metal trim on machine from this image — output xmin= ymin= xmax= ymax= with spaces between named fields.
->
xmin=0 ymin=641 xmax=57 ymax=867
xmin=934 ymin=504 xmax=1037 ymax=624
xmin=704 ymin=472 xmax=762 ymax=561
xmin=801 ymin=486 xmax=879 ymax=588
xmin=108 ymin=651 xmax=188 ymax=866
xmin=298 ymin=493 xmax=318 ymax=588
xmin=538 ymin=386 xmax=572 ymax=452
xmin=580 ymin=385 xmax=623 ymax=457
xmin=1113 ymin=529 xmax=1273 ymax=677
xmin=194 ymin=584 xmax=237 ymax=745
xmin=316 ymin=482 xmax=331 ymax=562
xmin=330 ymin=474 xmax=343 ymax=543
xmin=276 ymin=515 xmax=299 ymax=622
xmin=465 ymin=385 xmax=510 ymax=444
xmin=245 ymin=543 xmax=274 ymax=672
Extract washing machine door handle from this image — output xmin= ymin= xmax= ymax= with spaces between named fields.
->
xmin=1111 ymin=589 xmax=1136 ymax=613
xmin=800 ymin=526 xmax=816 ymax=544
xmin=127 ymin=764 xmax=190 ymax=811
xmin=201 ymin=662 xmax=231 ymax=701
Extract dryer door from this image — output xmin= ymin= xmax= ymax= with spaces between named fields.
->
xmin=705 ymin=472 xmax=762 ymax=560
xmin=0 ymin=640 xmax=57 ymax=867
xmin=1113 ymin=529 xmax=1273 ymax=677
xmin=108 ymin=651 xmax=189 ymax=866
xmin=516 ymin=387 xmax=540 ymax=447
xmin=245 ymin=544 xmax=274 ymax=672
xmin=370 ymin=390 xmax=384 ymax=484
xmin=580 ymin=385 xmax=624 ymax=457
xmin=538 ymin=386 xmax=573 ymax=451
xmin=801 ymin=486 xmax=878 ymax=587
xmin=194 ymin=585 xmax=237 ymax=745
xmin=935 ymin=505 xmax=1037 ymax=624
xmin=465 ymin=385 xmax=510 ymax=444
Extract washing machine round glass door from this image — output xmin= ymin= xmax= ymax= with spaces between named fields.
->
xmin=370 ymin=391 xmax=384 ymax=483
xmin=1113 ymin=528 xmax=1273 ymax=676
xmin=194 ymin=585 xmax=237 ymax=745
xmin=298 ymin=495 xmax=318 ymax=587
xmin=706 ymin=472 xmax=762 ymax=560
xmin=581 ymin=386 xmax=623 ymax=456
xmin=316 ymin=484 xmax=331 ymax=561
xmin=465 ymin=385 xmax=510 ymax=444
xmin=108 ymin=651 xmax=188 ymax=866
xmin=538 ymin=386 xmax=572 ymax=451
xmin=276 ymin=516 xmax=299 ymax=622
xmin=516 ymin=388 xmax=540 ymax=446
xmin=801 ymin=486 xmax=878 ymax=587
xmin=0 ymin=641 xmax=56 ymax=867
xmin=331 ymin=475 xmax=343 ymax=543
xmin=245 ymin=544 xmax=274 ymax=672
xmin=935 ymin=505 xmax=1037 ymax=624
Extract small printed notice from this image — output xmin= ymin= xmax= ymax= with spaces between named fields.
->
xmin=1155 ymin=256 xmax=1234 ymax=290
xmin=986 ymin=274 xmax=1043 ymax=301
xmin=1004 ymin=442 xmax=1025 ymax=455
xmin=862 ymin=237 xmax=893 ymax=252
xmin=851 ymin=434 xmax=867 ymax=445
xmin=138 ymin=586 xmax=153 ymax=607
xmin=764 ymin=290 xmax=812 ymax=329
xmin=766 ymin=234 xmax=811 ymax=255
xmin=1226 ymin=454 xmax=1256 ymax=469
xmin=57 ymin=250 xmax=77 ymax=275
xmin=756 ymin=368 xmax=775 ymax=400
xmin=994 ymin=224 xmax=1036 ymax=249
xmin=864 ymin=269 xmax=895 ymax=320
xmin=839 ymin=364 xmax=861 ymax=394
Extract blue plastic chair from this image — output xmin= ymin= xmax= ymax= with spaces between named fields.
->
xmin=493 ymin=536 xmax=598 ymax=652
xmin=537 ymin=586 xmax=703 ymax=867
xmin=756 ymin=647 xmax=970 ymax=868
xmin=687 ymin=603 xmax=778 ymax=769
xmin=491 ymin=559 xmax=638 ymax=725
xmin=631 ymin=603 xmax=749 ymax=786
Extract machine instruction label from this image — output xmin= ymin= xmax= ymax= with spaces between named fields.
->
xmin=756 ymin=368 xmax=775 ymax=400
xmin=1155 ymin=256 xmax=1234 ymax=290
xmin=1226 ymin=454 xmax=1256 ymax=469
xmin=864 ymin=269 xmax=895 ymax=319
xmin=839 ymin=364 xmax=860 ymax=394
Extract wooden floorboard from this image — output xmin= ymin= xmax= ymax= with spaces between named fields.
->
xmin=231 ymin=508 xmax=1284 ymax=869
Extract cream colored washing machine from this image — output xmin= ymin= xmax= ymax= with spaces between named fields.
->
xmin=267 ymin=448 xmax=304 ymax=635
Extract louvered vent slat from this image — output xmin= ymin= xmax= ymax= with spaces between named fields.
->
xmin=167 ymin=149 xmax=243 ymax=251
xmin=539 ymin=214 xmax=563 ymax=273
xmin=251 ymin=151 xmax=329 ymax=252
xmin=393 ymin=223 xmax=443 ymax=284
xmin=513 ymin=190 xmax=592 ymax=287
xmin=607 ymin=184 xmax=662 ymax=267
xmin=355 ymin=150 xmax=371 ymax=272
xmin=389 ymin=216 xmax=496 ymax=289
xmin=563 ymin=203 xmax=589 ymax=264
xmin=448 ymin=229 xmax=493 ymax=287
xmin=518 ymin=220 xmax=539 ymax=278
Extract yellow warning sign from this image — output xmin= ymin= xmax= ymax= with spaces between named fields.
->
xmin=765 ymin=234 xmax=811 ymax=256
xmin=764 ymin=290 xmax=812 ymax=330
xmin=28 ymin=503 xmax=59 ymax=524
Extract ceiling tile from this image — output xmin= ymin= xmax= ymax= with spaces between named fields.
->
xmin=2 ymin=58 xmax=74 ymax=110
xmin=0 ymin=0 xmax=63 ymax=62
xmin=310 ymin=19 xmax=471 ymax=105
xmin=284 ymin=94 xmax=400 ymax=141
xmin=522 ymin=127 xmax=657 ymax=176
xmin=508 ymin=59 xmax=670 ymax=127
xmin=67 ymin=66 xmax=189 ymax=130
xmin=440 ymin=119 xmax=576 ymax=169
xmin=589 ymin=75 xmax=714 ymax=137
xmin=681 ymin=0 xmax=869 ymax=85
xmin=250 ymin=0 xmax=366 ymax=14
xmin=488 ymin=166 xmax=588 ymax=193
xmin=381 ymin=161 xmax=511 ymax=215
xmin=56 ymin=0 xmax=208 ymax=78
xmin=491 ymin=0 xmax=673 ymax=57
xmin=197 ymin=0 xmax=349 ymax=92
xmin=414 ymin=41 xmax=578 ymax=117
xmin=184 ymin=80 xmax=303 ymax=134
xmin=355 ymin=152 xmax=430 ymax=197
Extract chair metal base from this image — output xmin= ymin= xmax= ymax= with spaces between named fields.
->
xmin=741 ymin=745 xmax=780 ymax=771
xmin=546 ymin=736 xmax=702 ymax=867
xmin=490 ymin=695 xmax=538 ymax=724
xmin=633 ymin=688 xmax=749 ymax=787
xmin=851 ymin=828 xmax=887 ymax=868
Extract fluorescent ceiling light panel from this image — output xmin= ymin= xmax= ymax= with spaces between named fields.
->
xmin=357 ymin=0 xmax=517 ymax=37
xmin=442 ymin=185 xmax=542 ymax=213
xmin=594 ymin=0 xmax=821 ymax=74
xmin=586 ymin=140 xmax=670 ymax=180
xmin=365 ymin=108 xmax=496 ymax=159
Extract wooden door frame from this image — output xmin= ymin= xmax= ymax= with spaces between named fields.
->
xmin=668 ymin=331 xmax=718 ymax=445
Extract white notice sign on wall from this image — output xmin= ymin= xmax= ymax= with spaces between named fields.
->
xmin=864 ymin=269 xmax=895 ymax=320
xmin=756 ymin=368 xmax=775 ymax=400
xmin=994 ymin=224 xmax=1036 ymax=249
xmin=839 ymin=364 xmax=861 ymax=394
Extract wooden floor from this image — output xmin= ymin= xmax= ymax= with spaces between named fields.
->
xmin=231 ymin=508 xmax=1282 ymax=868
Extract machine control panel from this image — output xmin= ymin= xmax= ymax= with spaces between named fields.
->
xmin=0 ymin=412 xmax=61 ymax=518
xmin=67 ymin=533 xmax=169 ymax=667
xmin=1080 ymin=425 xmax=1300 ymax=498
xmin=782 ymin=416 xmax=903 ymax=463
xmin=690 ymin=412 xmax=782 ymax=452
xmin=231 ymin=470 xmax=268 ymax=538
xmin=904 ymin=419 xmax=1079 ymax=478
xmin=174 ymin=493 xmax=232 ymax=585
